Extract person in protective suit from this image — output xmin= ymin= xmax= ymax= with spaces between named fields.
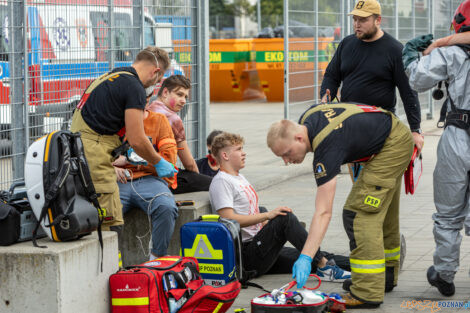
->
xmin=267 ymin=103 xmax=414 ymax=309
xmin=70 ymin=46 xmax=178 ymax=235
xmin=402 ymin=0 xmax=470 ymax=297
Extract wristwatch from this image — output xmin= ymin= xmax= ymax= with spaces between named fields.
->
xmin=411 ymin=128 xmax=423 ymax=134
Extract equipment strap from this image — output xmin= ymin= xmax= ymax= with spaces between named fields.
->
xmin=77 ymin=71 xmax=135 ymax=110
xmin=300 ymin=103 xmax=389 ymax=151
xmin=437 ymin=81 xmax=470 ymax=131
xmin=33 ymin=131 xmax=71 ymax=248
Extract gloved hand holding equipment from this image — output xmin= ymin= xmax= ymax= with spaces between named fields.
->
xmin=292 ymin=253 xmax=312 ymax=288
xmin=402 ymin=34 xmax=434 ymax=69
xmin=154 ymin=158 xmax=178 ymax=178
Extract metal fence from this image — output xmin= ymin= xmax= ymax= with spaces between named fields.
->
xmin=284 ymin=0 xmax=462 ymax=120
xmin=0 ymin=0 xmax=208 ymax=189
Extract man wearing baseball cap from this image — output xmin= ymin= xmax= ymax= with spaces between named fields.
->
xmin=348 ymin=0 xmax=381 ymax=18
xmin=319 ymin=0 xmax=423 ymax=309
xmin=321 ymin=0 xmax=423 ymax=152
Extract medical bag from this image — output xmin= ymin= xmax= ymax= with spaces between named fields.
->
xmin=251 ymin=275 xmax=345 ymax=313
xmin=180 ymin=215 xmax=244 ymax=286
xmin=109 ymin=256 xmax=241 ymax=313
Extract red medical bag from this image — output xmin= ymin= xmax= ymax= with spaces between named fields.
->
xmin=109 ymin=256 xmax=241 ymax=313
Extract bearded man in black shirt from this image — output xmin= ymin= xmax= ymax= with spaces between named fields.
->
xmin=320 ymin=0 xmax=424 ymax=152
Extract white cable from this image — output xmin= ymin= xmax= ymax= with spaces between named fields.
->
xmin=128 ymin=170 xmax=174 ymax=257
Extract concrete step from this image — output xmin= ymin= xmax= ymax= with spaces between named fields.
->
xmin=0 ymin=232 xmax=118 ymax=313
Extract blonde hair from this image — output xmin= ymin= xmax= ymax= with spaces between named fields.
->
xmin=211 ymin=132 xmax=245 ymax=160
xmin=135 ymin=46 xmax=170 ymax=73
xmin=266 ymin=119 xmax=299 ymax=149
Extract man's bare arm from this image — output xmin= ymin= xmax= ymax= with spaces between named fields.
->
xmin=301 ymin=177 xmax=337 ymax=258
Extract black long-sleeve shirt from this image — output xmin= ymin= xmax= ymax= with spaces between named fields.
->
xmin=320 ymin=32 xmax=421 ymax=130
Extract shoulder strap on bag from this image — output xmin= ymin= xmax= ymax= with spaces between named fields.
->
xmin=32 ymin=131 xmax=72 ymax=248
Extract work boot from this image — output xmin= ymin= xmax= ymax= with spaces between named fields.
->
xmin=340 ymin=293 xmax=380 ymax=309
xmin=342 ymin=267 xmax=396 ymax=293
xmin=384 ymin=267 xmax=396 ymax=292
xmin=427 ymin=266 xmax=455 ymax=297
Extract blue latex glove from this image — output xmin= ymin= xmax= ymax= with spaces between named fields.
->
xmin=126 ymin=148 xmax=147 ymax=165
xmin=402 ymin=34 xmax=433 ymax=69
xmin=292 ymin=254 xmax=312 ymax=288
xmin=154 ymin=158 xmax=178 ymax=178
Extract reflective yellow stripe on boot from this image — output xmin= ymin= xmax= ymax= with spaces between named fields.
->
xmin=350 ymin=258 xmax=385 ymax=274
xmin=384 ymin=247 xmax=400 ymax=261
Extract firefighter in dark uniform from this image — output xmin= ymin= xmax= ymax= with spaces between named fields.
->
xmin=267 ymin=103 xmax=413 ymax=309
xmin=70 ymin=46 xmax=177 ymax=234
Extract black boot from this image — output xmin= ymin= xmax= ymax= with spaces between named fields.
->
xmin=343 ymin=267 xmax=396 ymax=293
xmin=427 ymin=266 xmax=455 ymax=297
xmin=384 ymin=267 xmax=396 ymax=292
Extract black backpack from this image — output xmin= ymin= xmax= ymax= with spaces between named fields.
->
xmin=25 ymin=130 xmax=103 ymax=255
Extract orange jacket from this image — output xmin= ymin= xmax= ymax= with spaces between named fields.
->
xmin=125 ymin=111 xmax=178 ymax=188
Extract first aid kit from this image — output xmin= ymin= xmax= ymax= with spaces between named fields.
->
xmin=251 ymin=275 xmax=346 ymax=313
xmin=180 ymin=215 xmax=244 ymax=286
xmin=404 ymin=146 xmax=422 ymax=195
xmin=109 ymin=256 xmax=241 ymax=313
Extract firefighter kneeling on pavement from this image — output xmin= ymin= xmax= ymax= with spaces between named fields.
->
xmin=267 ymin=103 xmax=414 ymax=309
xmin=70 ymin=46 xmax=178 ymax=258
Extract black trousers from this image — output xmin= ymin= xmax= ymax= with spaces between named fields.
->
xmin=172 ymin=169 xmax=212 ymax=194
xmin=242 ymin=212 xmax=324 ymax=277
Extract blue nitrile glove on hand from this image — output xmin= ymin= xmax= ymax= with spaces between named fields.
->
xmin=126 ymin=148 xmax=148 ymax=166
xmin=154 ymin=158 xmax=178 ymax=178
xmin=292 ymin=254 xmax=312 ymax=288
xmin=402 ymin=34 xmax=433 ymax=69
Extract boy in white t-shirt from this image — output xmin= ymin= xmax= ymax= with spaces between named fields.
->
xmin=209 ymin=132 xmax=351 ymax=281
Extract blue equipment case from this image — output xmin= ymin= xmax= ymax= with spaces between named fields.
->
xmin=180 ymin=215 xmax=243 ymax=286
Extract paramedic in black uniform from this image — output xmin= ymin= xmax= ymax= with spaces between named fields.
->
xmin=320 ymin=0 xmax=424 ymax=152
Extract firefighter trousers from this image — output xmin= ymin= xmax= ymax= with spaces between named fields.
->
xmin=343 ymin=114 xmax=414 ymax=304
xmin=70 ymin=109 xmax=123 ymax=228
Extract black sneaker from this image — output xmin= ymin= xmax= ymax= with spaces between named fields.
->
xmin=427 ymin=266 xmax=455 ymax=297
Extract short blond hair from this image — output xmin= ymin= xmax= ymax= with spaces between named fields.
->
xmin=266 ymin=119 xmax=300 ymax=149
xmin=211 ymin=132 xmax=244 ymax=160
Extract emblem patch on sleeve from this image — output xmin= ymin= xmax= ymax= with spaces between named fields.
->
xmin=314 ymin=163 xmax=327 ymax=179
